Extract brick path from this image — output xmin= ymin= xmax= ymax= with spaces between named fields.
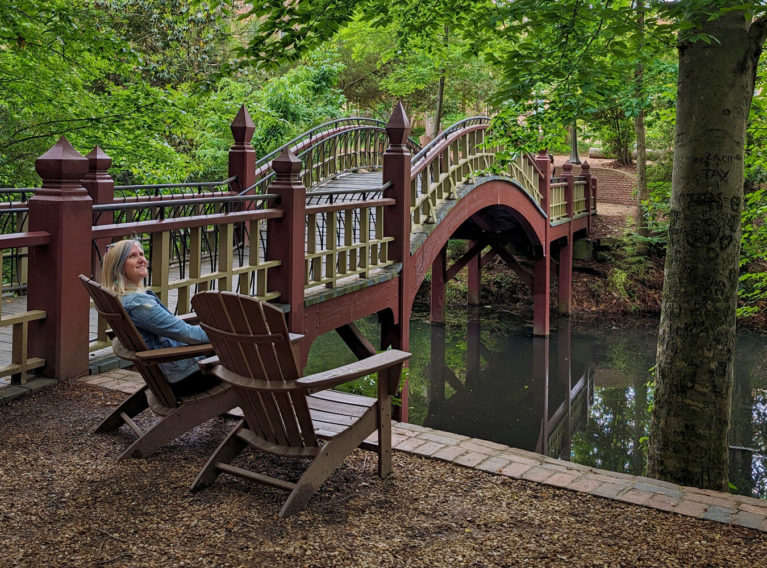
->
xmin=75 ymin=368 xmax=767 ymax=533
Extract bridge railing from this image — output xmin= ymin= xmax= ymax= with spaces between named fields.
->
xmin=242 ymin=118 xmax=420 ymax=196
xmin=305 ymin=188 xmax=395 ymax=289
xmin=0 ymin=232 xmax=49 ymax=384
xmin=410 ymin=118 xmax=493 ymax=226
xmin=409 ymin=117 xmax=553 ymax=229
xmin=0 ymin=104 xmax=597 ymax=383
xmin=86 ymin=194 xmax=283 ymax=348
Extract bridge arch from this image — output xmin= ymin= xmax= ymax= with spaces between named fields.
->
xmin=409 ymin=176 xmax=547 ymax=302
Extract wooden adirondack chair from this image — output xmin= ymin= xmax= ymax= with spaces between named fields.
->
xmin=190 ymin=291 xmax=411 ymax=517
xmin=79 ymin=275 xmax=240 ymax=459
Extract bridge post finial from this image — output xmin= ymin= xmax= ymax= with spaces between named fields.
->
xmin=268 ymin=147 xmax=305 ymax=336
xmin=29 ymin=137 xmax=92 ymax=379
xmin=386 ymin=101 xmax=411 ymax=147
xmin=230 ymin=105 xmax=256 ymax=146
xmin=229 ymin=105 xmax=257 ymax=195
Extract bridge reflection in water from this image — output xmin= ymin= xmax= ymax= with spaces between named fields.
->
xmin=422 ymin=313 xmax=592 ymax=461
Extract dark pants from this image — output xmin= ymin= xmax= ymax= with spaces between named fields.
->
xmin=170 ymin=370 xmax=222 ymax=398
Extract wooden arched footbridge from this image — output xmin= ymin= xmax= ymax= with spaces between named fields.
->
xmin=0 ymin=103 xmax=596 ymax=420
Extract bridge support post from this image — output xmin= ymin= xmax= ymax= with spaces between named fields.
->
xmin=82 ymin=147 xmax=114 ymax=282
xmin=467 ymin=240 xmax=481 ymax=305
xmin=28 ymin=137 xmax=92 ymax=380
xmin=229 ymin=106 xmax=257 ymax=249
xmin=535 ymin=150 xmax=552 ymax=214
xmin=268 ymin=149 xmax=306 ymax=336
xmin=382 ymin=102 xmax=412 ymax=421
xmin=558 ymin=239 xmax=573 ymax=315
xmin=533 ymin=251 xmax=550 ymax=336
xmin=430 ymin=245 xmax=446 ymax=325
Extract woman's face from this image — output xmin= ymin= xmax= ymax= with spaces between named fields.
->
xmin=123 ymin=242 xmax=148 ymax=286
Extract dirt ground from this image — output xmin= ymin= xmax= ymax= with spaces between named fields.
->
xmin=2 ymin=382 xmax=767 ymax=567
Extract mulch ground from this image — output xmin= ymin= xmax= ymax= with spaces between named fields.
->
xmin=2 ymin=382 xmax=767 ymax=567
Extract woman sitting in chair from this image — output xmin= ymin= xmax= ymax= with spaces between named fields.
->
xmin=101 ymin=239 xmax=218 ymax=396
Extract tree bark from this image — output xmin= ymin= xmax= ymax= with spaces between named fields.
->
xmin=648 ymin=9 xmax=767 ymax=490
xmin=634 ymin=2 xmax=648 ymax=235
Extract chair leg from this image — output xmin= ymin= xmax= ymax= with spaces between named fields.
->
xmin=377 ymin=367 xmax=396 ymax=479
xmin=191 ymin=419 xmax=248 ymax=491
xmin=280 ymin=409 xmax=378 ymax=517
xmin=95 ymin=386 xmax=149 ymax=433
xmin=119 ymin=388 xmax=239 ymax=460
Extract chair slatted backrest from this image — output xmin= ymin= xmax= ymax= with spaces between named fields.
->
xmin=192 ymin=291 xmax=319 ymax=450
xmin=79 ymin=275 xmax=178 ymax=408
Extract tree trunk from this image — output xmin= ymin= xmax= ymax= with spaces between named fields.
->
xmin=648 ymin=9 xmax=766 ymax=490
xmin=435 ymin=72 xmax=445 ymax=135
xmin=634 ymin=106 xmax=648 ymax=233
xmin=634 ymin=2 xmax=648 ymax=235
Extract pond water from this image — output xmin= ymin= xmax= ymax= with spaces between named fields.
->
xmin=306 ymin=310 xmax=767 ymax=499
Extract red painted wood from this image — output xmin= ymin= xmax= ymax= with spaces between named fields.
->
xmin=410 ymin=179 xmax=547 ymax=301
xmin=229 ymin=105 xmax=257 ymax=195
xmin=0 ymin=231 xmax=51 ymax=249
xmin=28 ymin=137 xmax=92 ymax=379
xmin=431 ymin=245 xmax=446 ymax=324
xmin=83 ymin=146 xmax=114 ymax=279
xmin=92 ymin=209 xmax=282 ymax=240
xmin=267 ymin=149 xmax=306 ymax=333
xmin=558 ymin=238 xmax=573 ymax=315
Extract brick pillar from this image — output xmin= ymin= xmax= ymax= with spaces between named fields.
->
xmin=82 ymin=146 xmax=114 ymax=281
xmin=430 ymin=245 xmax=446 ymax=324
xmin=267 ymin=149 xmax=305 ymax=334
xmin=382 ymin=101 xmax=412 ymax=421
xmin=28 ymin=137 xmax=92 ymax=379
xmin=467 ymin=240 xmax=481 ymax=305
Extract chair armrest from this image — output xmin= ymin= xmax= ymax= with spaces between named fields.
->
xmin=177 ymin=312 xmax=199 ymax=325
xmin=289 ymin=333 xmax=304 ymax=344
xmin=296 ymin=350 xmax=411 ymax=394
xmin=133 ymin=343 xmax=214 ymax=363
xmin=198 ymin=355 xmax=220 ymax=373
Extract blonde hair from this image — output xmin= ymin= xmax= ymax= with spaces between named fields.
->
xmin=101 ymin=239 xmax=145 ymax=296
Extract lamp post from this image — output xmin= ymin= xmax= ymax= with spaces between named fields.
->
xmin=568 ymin=120 xmax=581 ymax=165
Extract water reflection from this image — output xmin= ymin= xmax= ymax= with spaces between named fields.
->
xmin=411 ymin=311 xmax=767 ymax=498
xmin=423 ymin=315 xmax=593 ymax=460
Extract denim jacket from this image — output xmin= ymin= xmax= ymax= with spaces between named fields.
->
xmin=121 ymin=290 xmax=209 ymax=383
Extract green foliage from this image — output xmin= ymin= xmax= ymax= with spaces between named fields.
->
xmin=0 ymin=0 xmax=347 ymax=187
xmin=608 ymin=268 xmax=631 ymax=300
